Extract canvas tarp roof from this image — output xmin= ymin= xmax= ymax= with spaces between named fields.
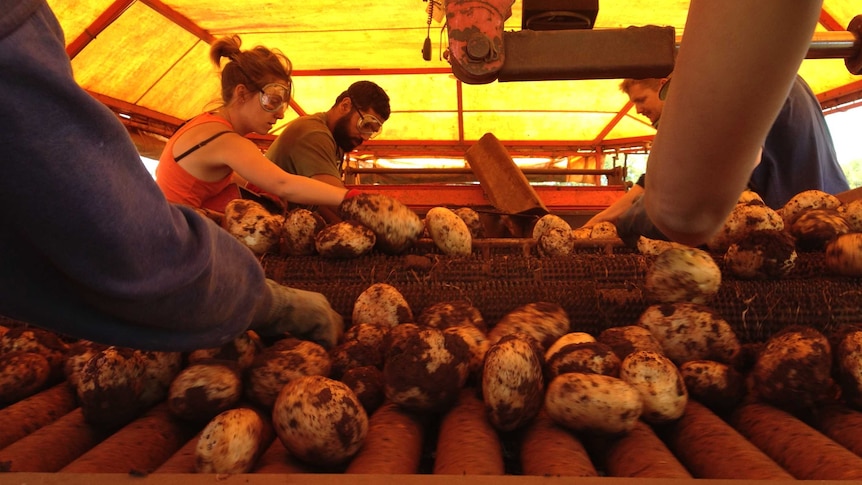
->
xmin=47 ymin=0 xmax=862 ymax=161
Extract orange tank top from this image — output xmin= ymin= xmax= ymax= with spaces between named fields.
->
xmin=155 ymin=113 xmax=240 ymax=212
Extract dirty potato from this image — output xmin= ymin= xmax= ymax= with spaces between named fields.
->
xmin=352 ymin=283 xmax=414 ymax=327
xmin=644 ymin=246 xmax=721 ymax=305
xmin=282 ymin=208 xmax=326 ymax=256
xmin=539 ymin=227 xmax=575 ymax=256
xmin=315 ymin=220 xmax=377 ymax=258
xmin=779 ymin=189 xmax=841 ymax=227
xmin=425 ymin=206 xmax=473 ymax=256
xmin=482 ymin=334 xmax=545 ymax=431
xmin=195 ymin=407 xmax=272 ymax=474
xmin=488 ymin=302 xmax=571 ymax=353
xmin=222 ymin=199 xmax=283 ymax=255
xmin=453 ymin=207 xmax=484 ymax=239
xmin=545 ymin=372 xmax=642 ymax=435
xmin=724 ymin=229 xmax=797 ymax=279
xmin=707 ymin=203 xmax=784 ymax=252
xmin=339 ymin=193 xmax=424 ymax=254
xmin=636 ymin=302 xmax=741 ymax=366
xmin=619 ymin=350 xmax=688 ymax=424
xmin=532 ymin=214 xmax=571 ymax=240
xmin=825 ymin=233 xmax=862 ymax=277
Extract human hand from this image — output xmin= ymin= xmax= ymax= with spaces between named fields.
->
xmin=256 ymin=279 xmax=344 ymax=348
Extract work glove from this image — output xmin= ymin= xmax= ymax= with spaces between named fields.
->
xmin=614 ymin=195 xmax=670 ymax=248
xmin=254 ymin=279 xmax=344 ymax=348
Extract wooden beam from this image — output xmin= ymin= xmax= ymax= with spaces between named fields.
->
xmin=66 ymin=0 xmax=135 ymax=59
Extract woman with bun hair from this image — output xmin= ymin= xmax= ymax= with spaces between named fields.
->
xmin=156 ymin=35 xmax=358 ymax=212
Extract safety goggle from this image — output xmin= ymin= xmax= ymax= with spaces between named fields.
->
xmin=259 ymin=82 xmax=291 ymax=113
xmin=353 ymin=104 xmax=383 ymax=139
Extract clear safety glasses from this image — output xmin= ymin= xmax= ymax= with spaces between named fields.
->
xmin=259 ymin=82 xmax=291 ymax=113
xmin=352 ymin=103 xmax=383 ymax=139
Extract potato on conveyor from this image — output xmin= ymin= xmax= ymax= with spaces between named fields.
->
xmin=531 ymin=213 xmax=571 ymax=240
xmin=589 ymin=221 xmax=618 ymax=239
xmin=832 ymin=325 xmax=862 ymax=410
xmin=138 ymin=350 xmax=183 ymax=407
xmin=636 ymin=235 xmax=687 ymax=256
xmin=343 ymin=322 xmax=391 ymax=348
xmin=417 ymin=300 xmax=487 ymax=333
xmin=246 ymin=340 xmax=332 ymax=408
xmin=453 ymin=206 xmax=484 ymax=239
xmin=0 ymin=326 xmax=69 ymax=380
xmin=482 ymin=333 xmax=544 ymax=431
xmin=339 ymin=192 xmax=424 ymax=254
xmin=750 ymin=325 xmax=834 ymax=412
xmin=545 ymin=372 xmax=642 ymax=435
xmin=282 ymin=208 xmax=326 ymax=256
xmin=737 ymin=189 xmax=764 ymax=205
xmin=488 ymin=301 xmax=571 ymax=352
xmin=63 ymin=340 xmax=107 ymax=390
xmin=839 ymin=198 xmax=862 ymax=232
xmin=167 ymin=362 xmax=242 ymax=422
xmin=329 ymin=339 xmax=382 ymax=380
xmin=0 ymin=351 xmax=52 ymax=405
xmin=679 ymin=359 xmax=745 ymax=413
xmin=724 ymin=229 xmax=797 ymax=279
xmin=443 ymin=324 xmax=489 ymax=379
xmin=597 ymin=325 xmax=665 ymax=361
xmin=352 ymin=283 xmax=414 ymax=327
xmin=76 ymin=346 xmax=147 ymax=427
xmin=825 ymin=233 xmax=862 ymax=276
xmin=644 ymin=246 xmax=721 ymax=305
xmin=544 ymin=331 xmax=596 ymax=362
xmin=314 ymin=220 xmax=376 ymax=259
xmin=187 ymin=330 xmax=261 ymax=371
xmin=636 ymin=302 xmax=741 ymax=366
xmin=620 ymin=350 xmax=688 ymax=424
xmin=779 ymin=189 xmax=841 ymax=226
xmin=340 ymin=365 xmax=385 ymax=414
xmin=538 ymin=226 xmax=575 ymax=257
xmin=707 ymin=202 xmax=784 ymax=253
xmin=425 ymin=206 xmax=473 ymax=256
xmin=544 ymin=341 xmax=621 ymax=381
xmin=273 ymin=375 xmax=368 ymax=467
xmin=790 ymin=208 xmax=850 ymax=250
xmin=383 ymin=326 xmax=470 ymax=413
xmin=195 ymin=407 xmax=272 ymax=474
xmin=222 ymin=198 xmax=284 ymax=255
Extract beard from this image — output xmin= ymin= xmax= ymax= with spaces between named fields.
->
xmin=332 ymin=115 xmax=362 ymax=152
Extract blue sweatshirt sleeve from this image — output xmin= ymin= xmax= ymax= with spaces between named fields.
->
xmin=0 ymin=0 xmax=272 ymax=351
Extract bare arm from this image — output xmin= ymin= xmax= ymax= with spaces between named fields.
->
xmin=582 ymin=184 xmax=644 ymax=227
xmin=643 ymin=0 xmax=823 ymax=246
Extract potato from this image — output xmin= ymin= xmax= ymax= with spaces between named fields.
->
xmin=832 ymin=326 xmax=862 ymax=410
xmin=273 ymin=375 xmax=368 ymax=467
xmin=839 ymin=199 xmax=862 ymax=232
xmin=352 ymin=283 xmax=414 ymax=327
xmin=544 ymin=341 xmax=621 ymax=381
xmin=167 ymin=362 xmax=242 ymax=422
xmin=488 ymin=302 xmax=571 ymax=352
xmin=619 ymin=350 xmax=688 ymax=424
xmin=636 ymin=236 xmax=687 ymax=256
xmin=724 ymin=229 xmax=797 ymax=279
xmin=532 ymin=213 xmax=571 ymax=239
xmin=825 ymin=233 xmax=862 ymax=276
xmin=315 ymin=220 xmax=376 ymax=258
xmin=453 ymin=207 xmax=484 ymax=239
xmin=790 ymin=208 xmax=849 ymax=250
xmin=779 ymin=189 xmax=841 ymax=226
xmin=195 ymin=407 xmax=272 ymax=474
xmin=417 ymin=300 xmax=487 ymax=333
xmin=544 ymin=332 xmax=596 ymax=362
xmin=750 ymin=325 xmax=834 ymax=412
xmin=187 ymin=330 xmax=261 ymax=371
xmin=339 ymin=193 xmax=424 ymax=254
xmin=707 ymin=203 xmax=784 ymax=252
xmin=482 ymin=334 xmax=544 ymax=431
xmin=425 ymin=206 xmax=472 ymax=256
xmin=0 ymin=326 xmax=69 ymax=380
xmin=341 ymin=365 xmax=385 ymax=414
xmin=222 ymin=199 xmax=283 ymax=255
xmin=590 ymin=221 xmax=618 ymax=239
xmin=737 ymin=189 xmax=764 ymax=205
xmin=343 ymin=322 xmax=391 ymax=348
xmin=572 ymin=226 xmax=592 ymax=240
xmin=383 ymin=327 xmax=470 ymax=413
xmin=0 ymin=351 xmax=52 ymax=405
xmin=644 ymin=246 xmax=721 ymax=305
xmin=545 ymin=372 xmax=642 ymax=435
xmin=329 ymin=339 xmax=382 ymax=380
xmin=538 ymin=227 xmax=575 ymax=257
xmin=443 ymin=324 xmax=490 ymax=378
xmin=63 ymin=340 xmax=107 ymax=390
xmin=679 ymin=360 xmax=745 ymax=413
xmin=636 ymin=302 xmax=741 ymax=366
xmin=246 ymin=340 xmax=332 ymax=408
xmin=282 ymin=208 xmax=326 ymax=256
xmin=77 ymin=346 xmax=147 ymax=427
xmin=138 ymin=350 xmax=183 ymax=407
xmin=597 ymin=325 xmax=664 ymax=361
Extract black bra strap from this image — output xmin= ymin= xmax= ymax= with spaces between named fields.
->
xmin=174 ymin=131 xmax=232 ymax=162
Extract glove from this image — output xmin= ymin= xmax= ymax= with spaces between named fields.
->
xmin=614 ymin=195 xmax=670 ymax=248
xmin=254 ymin=279 xmax=344 ymax=348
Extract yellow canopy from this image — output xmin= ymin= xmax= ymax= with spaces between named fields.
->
xmin=47 ymin=0 xmax=862 ymax=160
